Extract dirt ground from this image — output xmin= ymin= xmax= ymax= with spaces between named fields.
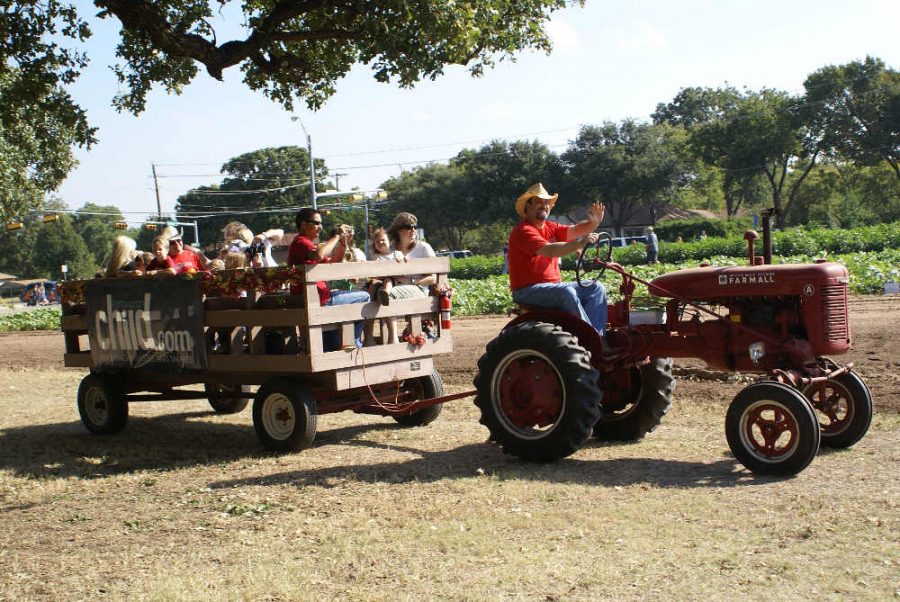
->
xmin=0 ymin=297 xmax=897 ymax=599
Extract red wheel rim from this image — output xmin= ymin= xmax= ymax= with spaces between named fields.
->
xmin=741 ymin=401 xmax=799 ymax=460
xmin=494 ymin=351 xmax=564 ymax=435
xmin=805 ymin=381 xmax=853 ymax=436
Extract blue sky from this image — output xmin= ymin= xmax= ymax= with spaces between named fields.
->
xmin=57 ymin=0 xmax=900 ymax=221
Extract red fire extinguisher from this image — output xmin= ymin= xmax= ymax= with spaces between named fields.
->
xmin=439 ymin=289 xmax=452 ymax=330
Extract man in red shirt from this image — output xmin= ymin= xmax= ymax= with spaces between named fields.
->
xmin=508 ymin=183 xmax=608 ymax=334
xmin=288 ymin=207 xmax=369 ymax=349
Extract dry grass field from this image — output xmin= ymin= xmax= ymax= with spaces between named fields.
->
xmin=0 ymin=297 xmax=898 ymax=600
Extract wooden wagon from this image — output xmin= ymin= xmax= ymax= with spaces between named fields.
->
xmin=60 ymin=258 xmax=459 ymax=451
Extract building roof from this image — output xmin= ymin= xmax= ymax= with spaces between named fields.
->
xmin=0 ymin=272 xmax=16 ymax=281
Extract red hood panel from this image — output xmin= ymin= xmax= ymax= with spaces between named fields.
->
xmin=649 ymin=262 xmax=849 ymax=299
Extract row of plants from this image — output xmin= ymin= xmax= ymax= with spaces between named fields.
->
xmin=0 ymin=307 xmax=63 ymax=332
xmin=448 ymin=221 xmax=900 ymax=278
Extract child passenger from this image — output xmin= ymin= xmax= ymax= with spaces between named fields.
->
xmin=144 ymin=236 xmax=177 ymax=276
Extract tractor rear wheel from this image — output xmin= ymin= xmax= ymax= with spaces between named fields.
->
xmin=473 ymin=321 xmax=602 ymax=462
xmin=252 ymin=378 xmax=317 ymax=452
xmin=802 ymin=371 xmax=873 ymax=449
xmin=393 ymin=370 xmax=444 ymax=427
xmin=593 ymin=357 xmax=674 ymax=441
xmin=205 ymin=383 xmax=250 ymax=414
xmin=725 ymin=382 xmax=820 ymax=476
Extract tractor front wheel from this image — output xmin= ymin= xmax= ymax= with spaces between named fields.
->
xmin=802 ymin=371 xmax=873 ymax=448
xmin=725 ymin=382 xmax=820 ymax=476
xmin=594 ymin=357 xmax=675 ymax=441
xmin=473 ymin=321 xmax=602 ymax=462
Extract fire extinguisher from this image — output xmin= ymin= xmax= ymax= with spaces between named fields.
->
xmin=439 ymin=288 xmax=452 ymax=330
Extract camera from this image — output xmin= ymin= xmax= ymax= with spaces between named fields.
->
xmin=245 ymin=242 xmax=266 ymax=256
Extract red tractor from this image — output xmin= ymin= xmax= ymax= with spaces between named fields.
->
xmin=473 ymin=212 xmax=872 ymax=476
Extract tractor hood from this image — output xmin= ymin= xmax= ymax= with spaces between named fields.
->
xmin=649 ymin=261 xmax=849 ymax=300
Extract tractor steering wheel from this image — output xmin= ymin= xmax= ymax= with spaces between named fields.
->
xmin=576 ymin=231 xmax=613 ymax=287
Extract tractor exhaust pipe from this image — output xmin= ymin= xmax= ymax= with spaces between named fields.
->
xmin=760 ymin=207 xmax=777 ymax=265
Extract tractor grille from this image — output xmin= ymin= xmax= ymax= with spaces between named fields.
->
xmin=820 ymin=284 xmax=849 ymax=342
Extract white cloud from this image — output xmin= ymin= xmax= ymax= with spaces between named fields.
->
xmin=545 ymin=19 xmax=580 ymax=53
xmin=612 ymin=20 xmax=668 ymax=53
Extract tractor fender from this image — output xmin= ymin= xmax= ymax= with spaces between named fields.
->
xmin=506 ymin=309 xmax=605 ymax=364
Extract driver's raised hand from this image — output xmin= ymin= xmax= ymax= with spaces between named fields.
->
xmin=587 ymin=202 xmax=605 ymax=227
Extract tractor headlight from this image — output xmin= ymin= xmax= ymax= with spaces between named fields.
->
xmin=749 ymin=342 xmax=765 ymax=363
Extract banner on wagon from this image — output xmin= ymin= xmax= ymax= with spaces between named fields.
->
xmin=84 ymin=278 xmax=207 ymax=372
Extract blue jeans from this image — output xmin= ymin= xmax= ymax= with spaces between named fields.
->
xmin=512 ymin=281 xmax=608 ymax=335
xmin=323 ymin=289 xmax=370 ymax=351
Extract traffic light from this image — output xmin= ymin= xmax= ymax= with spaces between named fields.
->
xmin=115 ymin=221 xmax=128 ymax=230
xmin=144 ymin=223 xmax=158 ymax=231
xmin=42 ymin=213 xmax=59 ymax=223
xmin=6 ymin=222 xmax=23 ymax=231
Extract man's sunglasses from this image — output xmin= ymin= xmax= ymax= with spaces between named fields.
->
xmin=304 ymin=220 xmax=322 ymax=226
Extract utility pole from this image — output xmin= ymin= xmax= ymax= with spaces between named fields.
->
xmin=291 ymin=116 xmax=317 ymax=210
xmin=152 ymin=163 xmax=162 ymax=219
xmin=333 ymin=172 xmax=348 ymax=191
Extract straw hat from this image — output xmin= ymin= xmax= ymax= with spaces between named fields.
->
xmin=516 ymin=183 xmax=558 ymax=218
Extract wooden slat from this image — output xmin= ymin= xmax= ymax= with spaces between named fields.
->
xmin=64 ymin=353 xmax=93 ymax=368
xmin=204 ymin=308 xmax=309 ymax=328
xmin=207 ymin=354 xmax=313 ymax=372
xmin=61 ymin=314 xmax=87 ymax=331
xmin=309 ymin=334 xmax=452 ymax=372
xmin=332 ymin=357 xmax=435 ymax=391
xmin=306 ymin=257 xmax=449 ymax=281
xmin=307 ymin=296 xmax=437 ymax=325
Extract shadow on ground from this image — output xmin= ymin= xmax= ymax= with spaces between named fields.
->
xmin=0 ymin=411 xmax=807 ymax=488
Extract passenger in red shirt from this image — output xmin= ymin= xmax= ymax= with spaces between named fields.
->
xmin=508 ymin=183 xmax=608 ymax=334
xmin=166 ymin=232 xmax=209 ymax=274
xmin=288 ymin=208 xmax=369 ymax=349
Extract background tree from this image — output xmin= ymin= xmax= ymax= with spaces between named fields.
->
xmin=175 ymin=146 xmax=324 ymax=245
xmin=560 ymin=121 xmax=690 ymax=234
xmin=658 ymin=86 xmax=826 ymax=226
xmin=383 ymin=163 xmax=471 ymax=251
xmin=450 ymin=140 xmax=561 ymax=224
xmin=804 ymin=57 xmax=900 ymax=178
xmin=71 ymin=203 xmax=126 ymax=267
xmin=95 ymin=0 xmax=578 ymax=114
xmin=0 ymin=3 xmax=96 ymax=223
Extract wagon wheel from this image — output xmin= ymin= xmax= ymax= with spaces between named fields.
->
xmin=77 ymin=373 xmax=128 ymax=435
xmin=725 ymin=382 xmax=820 ymax=476
xmin=593 ymin=357 xmax=675 ymax=441
xmin=575 ymin=231 xmax=613 ymax=287
xmin=802 ymin=371 xmax=873 ymax=448
xmin=252 ymin=378 xmax=317 ymax=452
xmin=393 ymin=370 xmax=444 ymax=427
xmin=473 ymin=321 xmax=602 ymax=462
xmin=205 ymin=383 xmax=250 ymax=415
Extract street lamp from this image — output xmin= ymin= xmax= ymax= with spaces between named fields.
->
xmin=291 ymin=116 xmax=317 ymax=210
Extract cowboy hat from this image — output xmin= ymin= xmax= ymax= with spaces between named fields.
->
xmin=516 ymin=183 xmax=558 ymax=218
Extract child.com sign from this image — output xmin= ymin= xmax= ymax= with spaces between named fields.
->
xmin=84 ymin=278 xmax=207 ymax=372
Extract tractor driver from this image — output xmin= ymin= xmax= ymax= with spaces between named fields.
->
xmin=507 ymin=183 xmax=608 ymax=335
